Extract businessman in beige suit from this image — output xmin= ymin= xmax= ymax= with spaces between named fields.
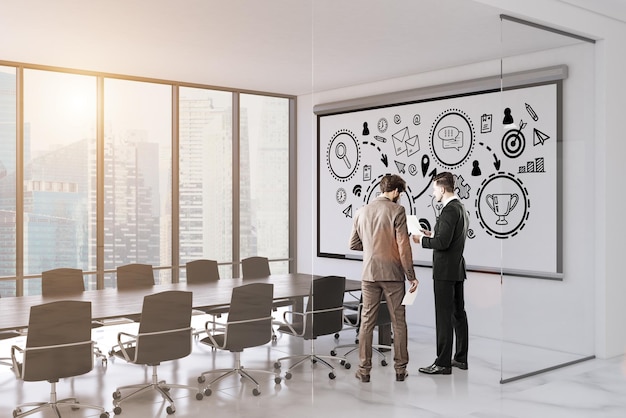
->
xmin=349 ymin=174 xmax=419 ymax=383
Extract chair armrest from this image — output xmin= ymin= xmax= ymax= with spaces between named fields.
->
xmin=201 ymin=316 xmax=272 ymax=349
xmin=204 ymin=320 xmax=228 ymax=333
xmin=114 ymin=331 xmax=138 ymax=362
xmin=10 ymin=345 xmax=24 ymax=378
xmin=275 ymin=310 xmax=307 ymax=336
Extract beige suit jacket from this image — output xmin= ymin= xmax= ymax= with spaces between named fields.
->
xmin=349 ymin=196 xmax=417 ymax=283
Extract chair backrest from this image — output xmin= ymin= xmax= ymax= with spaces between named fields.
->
xmin=224 ymin=283 xmax=274 ymax=351
xmin=116 ymin=263 xmax=155 ymax=290
xmin=241 ymin=256 xmax=270 ymax=279
xmin=41 ymin=268 xmax=85 ymax=296
xmin=22 ymin=300 xmax=93 ymax=382
xmin=185 ymin=259 xmax=220 ymax=284
xmin=305 ymin=276 xmax=346 ymax=339
xmin=135 ymin=291 xmax=193 ymax=364
xmin=347 ymin=296 xmax=391 ymax=327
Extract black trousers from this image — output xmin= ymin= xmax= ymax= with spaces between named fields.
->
xmin=433 ymin=279 xmax=468 ymax=367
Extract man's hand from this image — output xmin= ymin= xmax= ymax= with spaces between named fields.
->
xmin=408 ymin=279 xmax=419 ymax=293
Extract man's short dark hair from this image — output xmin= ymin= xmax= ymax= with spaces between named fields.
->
xmin=433 ymin=172 xmax=455 ymax=193
xmin=380 ymin=174 xmax=406 ymax=193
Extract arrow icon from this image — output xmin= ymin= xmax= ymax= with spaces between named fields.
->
xmin=493 ymin=154 xmax=501 ymax=170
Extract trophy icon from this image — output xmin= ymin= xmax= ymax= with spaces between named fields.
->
xmin=485 ymin=193 xmax=519 ymax=225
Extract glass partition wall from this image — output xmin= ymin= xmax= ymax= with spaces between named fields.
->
xmin=498 ymin=15 xmax=596 ymax=383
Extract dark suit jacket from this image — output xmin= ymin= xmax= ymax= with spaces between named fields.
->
xmin=421 ymin=198 xmax=468 ymax=281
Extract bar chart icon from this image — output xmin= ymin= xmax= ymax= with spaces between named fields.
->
xmin=519 ymin=157 xmax=545 ymax=173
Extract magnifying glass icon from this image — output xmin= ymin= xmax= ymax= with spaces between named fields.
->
xmin=335 ymin=142 xmax=351 ymax=169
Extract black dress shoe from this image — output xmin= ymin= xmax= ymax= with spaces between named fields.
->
xmin=396 ymin=370 xmax=408 ymax=381
xmin=418 ymin=364 xmax=452 ymax=375
xmin=451 ymin=360 xmax=468 ymax=370
xmin=355 ymin=370 xmax=370 ymax=382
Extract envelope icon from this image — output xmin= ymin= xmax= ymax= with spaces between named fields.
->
xmin=392 ymin=127 xmax=419 ymax=156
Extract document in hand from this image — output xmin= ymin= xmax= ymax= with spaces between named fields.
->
xmin=401 ymin=287 xmax=418 ymax=305
xmin=406 ymin=215 xmax=424 ymax=236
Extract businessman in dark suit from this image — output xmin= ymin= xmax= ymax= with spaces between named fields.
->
xmin=413 ymin=171 xmax=469 ymax=375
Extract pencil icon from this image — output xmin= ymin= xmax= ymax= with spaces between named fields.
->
xmin=525 ymin=103 xmax=538 ymax=121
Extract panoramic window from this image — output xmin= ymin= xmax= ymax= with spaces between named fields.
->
xmin=22 ymin=69 xmax=97 ymax=294
xmin=179 ymin=87 xmax=233 ymax=279
xmin=239 ymin=94 xmax=290 ymax=274
xmin=0 ymin=66 xmax=17 ymax=296
xmin=103 ymin=78 xmax=172 ymax=286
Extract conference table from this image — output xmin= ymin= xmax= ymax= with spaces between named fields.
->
xmin=0 ymin=274 xmax=362 ymax=332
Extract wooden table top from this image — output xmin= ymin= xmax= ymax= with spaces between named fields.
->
xmin=0 ymin=274 xmax=361 ymax=331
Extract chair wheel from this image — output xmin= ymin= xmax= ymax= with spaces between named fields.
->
xmin=166 ymin=405 xmax=175 ymax=415
xmin=330 ymin=350 xmax=336 ymax=356
xmin=196 ymin=392 xmax=204 ymax=400
xmin=274 ymin=376 xmax=282 ymax=384
xmin=204 ymin=388 xmax=212 ymax=396
xmin=381 ymin=359 xmax=388 ymax=366
xmin=271 ymin=335 xmax=277 ymax=341
xmin=100 ymin=413 xmax=110 ymax=418
xmin=274 ymin=362 xmax=281 ymax=369
xmin=344 ymin=362 xmax=351 ymax=369
xmin=112 ymin=391 xmax=121 ymax=400
xmin=252 ymin=388 xmax=260 ymax=396
xmin=113 ymin=406 xmax=122 ymax=415
xmin=334 ymin=333 xmax=340 ymax=338
xmin=197 ymin=376 xmax=206 ymax=383
xmin=285 ymin=372 xmax=292 ymax=380
xmin=329 ymin=372 xmax=336 ymax=379
xmin=340 ymin=359 xmax=345 ymax=365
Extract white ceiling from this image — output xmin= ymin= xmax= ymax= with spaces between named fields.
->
xmin=0 ymin=0 xmax=595 ymax=96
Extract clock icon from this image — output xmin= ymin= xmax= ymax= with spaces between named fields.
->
xmin=336 ymin=188 xmax=347 ymax=204
xmin=377 ymin=118 xmax=388 ymax=133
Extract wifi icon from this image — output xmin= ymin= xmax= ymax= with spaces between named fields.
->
xmin=352 ymin=184 xmax=362 ymax=197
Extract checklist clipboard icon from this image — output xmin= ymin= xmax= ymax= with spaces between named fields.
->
xmin=481 ymin=114 xmax=492 ymax=133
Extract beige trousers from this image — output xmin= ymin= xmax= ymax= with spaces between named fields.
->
xmin=358 ymin=280 xmax=408 ymax=373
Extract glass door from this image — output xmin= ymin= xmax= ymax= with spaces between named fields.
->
xmin=499 ymin=15 xmax=596 ymax=383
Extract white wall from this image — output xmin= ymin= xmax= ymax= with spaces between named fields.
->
xmin=297 ymin=13 xmax=622 ymax=359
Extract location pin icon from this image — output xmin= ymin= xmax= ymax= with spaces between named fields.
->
xmin=421 ymin=155 xmax=430 ymax=177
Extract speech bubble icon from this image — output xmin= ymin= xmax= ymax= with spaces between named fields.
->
xmin=438 ymin=126 xmax=463 ymax=150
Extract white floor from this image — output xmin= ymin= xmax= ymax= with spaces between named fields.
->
xmin=1 ymin=315 xmax=625 ymax=418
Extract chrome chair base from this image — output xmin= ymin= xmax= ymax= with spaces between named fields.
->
xmin=112 ymin=365 xmax=202 ymax=415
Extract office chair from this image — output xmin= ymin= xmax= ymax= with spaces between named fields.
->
xmin=186 ymin=259 xmax=230 ymax=336
xmin=114 ymin=263 xmax=155 ymax=323
xmin=115 ymin=263 xmax=155 ymax=290
xmin=10 ymin=300 xmax=109 ymax=418
xmin=330 ymin=298 xmax=392 ymax=366
xmin=241 ymin=256 xmax=293 ymax=340
xmin=0 ymin=323 xmax=21 ymax=368
xmin=110 ymin=290 xmax=202 ymax=415
xmin=240 ymin=256 xmax=271 ymax=278
xmin=0 ymin=294 xmax=22 ymax=367
xmin=41 ymin=267 xmax=108 ymax=365
xmin=333 ymin=290 xmax=361 ymax=340
xmin=274 ymin=275 xmax=350 ymax=379
xmin=197 ymin=282 xmax=281 ymax=396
